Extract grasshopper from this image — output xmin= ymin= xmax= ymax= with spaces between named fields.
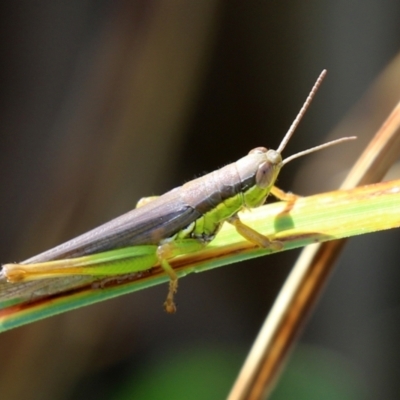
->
xmin=0 ymin=70 xmax=355 ymax=312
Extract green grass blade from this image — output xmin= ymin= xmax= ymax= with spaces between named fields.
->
xmin=0 ymin=179 xmax=399 ymax=332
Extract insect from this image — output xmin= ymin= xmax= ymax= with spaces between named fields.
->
xmin=0 ymin=70 xmax=355 ymax=313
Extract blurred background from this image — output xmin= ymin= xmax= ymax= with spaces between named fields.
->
xmin=0 ymin=1 xmax=400 ymax=399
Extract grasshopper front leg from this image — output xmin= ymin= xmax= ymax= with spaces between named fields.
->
xmin=270 ymin=186 xmax=299 ymax=202
xmin=226 ymin=185 xmax=301 ymax=251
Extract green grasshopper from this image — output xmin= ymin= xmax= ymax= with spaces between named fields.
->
xmin=0 ymin=70 xmax=355 ymax=313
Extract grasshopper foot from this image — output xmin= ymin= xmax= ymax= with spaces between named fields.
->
xmin=164 ymin=277 xmax=178 ymax=313
xmin=270 ymin=240 xmax=283 ymax=251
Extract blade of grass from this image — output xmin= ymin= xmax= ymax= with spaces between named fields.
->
xmin=1 ymin=178 xmax=399 ymax=332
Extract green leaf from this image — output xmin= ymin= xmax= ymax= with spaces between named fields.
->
xmin=0 ymin=179 xmax=399 ymax=332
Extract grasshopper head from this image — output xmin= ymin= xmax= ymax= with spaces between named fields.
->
xmin=249 ymin=147 xmax=283 ymax=189
xmin=235 ymin=147 xmax=283 ymax=208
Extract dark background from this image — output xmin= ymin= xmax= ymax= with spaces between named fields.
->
xmin=0 ymin=1 xmax=400 ymax=399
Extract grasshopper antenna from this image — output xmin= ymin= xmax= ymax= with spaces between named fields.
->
xmin=276 ymin=70 xmax=327 ymax=154
xmin=282 ymin=136 xmax=356 ymax=166
xmin=276 ymin=69 xmax=356 ymax=165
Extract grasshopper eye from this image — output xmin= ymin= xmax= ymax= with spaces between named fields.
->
xmin=249 ymin=147 xmax=267 ymax=155
xmin=255 ymin=161 xmax=275 ymax=189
